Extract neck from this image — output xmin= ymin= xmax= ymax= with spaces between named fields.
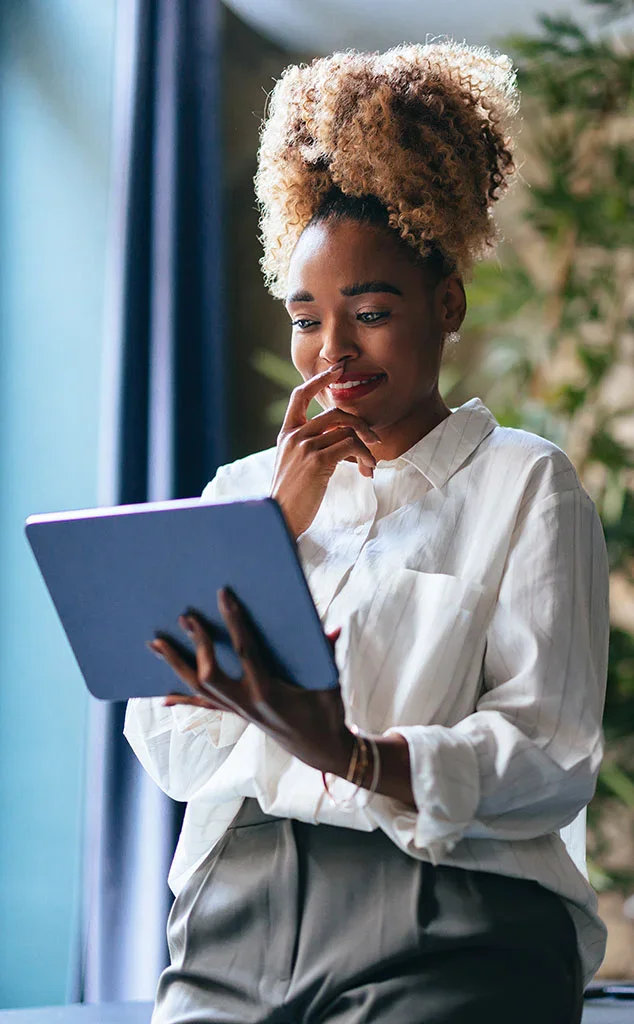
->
xmin=368 ymin=391 xmax=452 ymax=462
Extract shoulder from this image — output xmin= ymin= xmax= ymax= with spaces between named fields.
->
xmin=200 ymin=446 xmax=277 ymax=502
xmin=479 ymin=418 xmax=588 ymax=509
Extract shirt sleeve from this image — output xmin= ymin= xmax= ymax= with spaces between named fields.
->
xmin=383 ymin=484 xmax=610 ymax=863
xmin=123 ymin=465 xmax=248 ymax=801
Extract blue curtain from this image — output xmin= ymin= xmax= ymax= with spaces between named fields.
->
xmin=71 ymin=0 xmax=227 ymax=1002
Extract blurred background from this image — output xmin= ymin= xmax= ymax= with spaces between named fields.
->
xmin=0 ymin=0 xmax=633 ymax=1010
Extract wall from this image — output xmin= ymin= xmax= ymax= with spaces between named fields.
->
xmin=0 ymin=0 xmax=115 ymax=1007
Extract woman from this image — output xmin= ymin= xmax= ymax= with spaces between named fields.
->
xmin=125 ymin=40 xmax=609 ymax=1023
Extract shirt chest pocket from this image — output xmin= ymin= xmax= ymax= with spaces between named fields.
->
xmin=338 ymin=569 xmax=492 ymax=733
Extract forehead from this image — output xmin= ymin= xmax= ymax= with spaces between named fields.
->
xmin=287 ymin=218 xmax=416 ymax=290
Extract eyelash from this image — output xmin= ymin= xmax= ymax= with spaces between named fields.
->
xmin=291 ymin=311 xmax=390 ymax=329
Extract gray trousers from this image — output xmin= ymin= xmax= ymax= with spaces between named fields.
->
xmin=153 ymin=799 xmax=583 ymax=1024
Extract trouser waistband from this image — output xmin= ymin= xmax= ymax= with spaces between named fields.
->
xmin=229 ymin=797 xmax=281 ymax=829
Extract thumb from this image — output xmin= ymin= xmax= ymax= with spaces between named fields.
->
xmin=326 ymin=627 xmax=342 ymax=653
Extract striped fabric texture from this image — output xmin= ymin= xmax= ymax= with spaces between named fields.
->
xmin=124 ymin=396 xmax=610 ymax=986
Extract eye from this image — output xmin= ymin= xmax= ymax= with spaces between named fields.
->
xmin=357 ymin=311 xmax=390 ymax=324
xmin=291 ymin=318 xmax=319 ymax=330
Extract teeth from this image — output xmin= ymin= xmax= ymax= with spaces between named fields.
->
xmin=329 ymin=374 xmax=383 ymax=391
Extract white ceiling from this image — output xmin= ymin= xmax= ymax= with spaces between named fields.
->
xmin=222 ymin=0 xmax=631 ymax=53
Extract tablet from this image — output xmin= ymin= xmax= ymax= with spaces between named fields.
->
xmin=25 ymin=496 xmax=339 ymax=701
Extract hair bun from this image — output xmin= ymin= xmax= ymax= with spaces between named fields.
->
xmin=256 ymin=40 xmax=520 ymax=298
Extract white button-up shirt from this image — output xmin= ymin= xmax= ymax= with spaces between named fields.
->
xmin=124 ymin=396 xmax=610 ymax=985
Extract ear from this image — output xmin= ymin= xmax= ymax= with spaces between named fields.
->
xmin=437 ymin=273 xmax=466 ymax=334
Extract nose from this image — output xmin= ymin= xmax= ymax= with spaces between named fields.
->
xmin=318 ymin=317 xmax=359 ymax=367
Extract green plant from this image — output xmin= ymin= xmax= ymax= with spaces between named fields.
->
xmin=464 ymin=0 xmax=634 ymax=889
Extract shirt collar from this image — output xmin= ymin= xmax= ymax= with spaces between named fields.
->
xmin=375 ymin=397 xmax=498 ymax=489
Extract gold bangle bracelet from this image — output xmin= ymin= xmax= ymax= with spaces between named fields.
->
xmin=321 ymin=727 xmax=379 ymax=809
xmin=366 ymin=736 xmax=381 ymax=799
xmin=321 ymin=732 xmax=360 ymax=806
xmin=352 ymin=735 xmax=369 ymax=788
xmin=345 ymin=735 xmax=360 ymax=784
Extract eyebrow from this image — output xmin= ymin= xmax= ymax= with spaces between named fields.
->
xmin=286 ymin=280 xmax=403 ymax=304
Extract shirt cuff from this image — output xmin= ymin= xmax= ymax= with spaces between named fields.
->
xmin=383 ymin=724 xmax=480 ymax=862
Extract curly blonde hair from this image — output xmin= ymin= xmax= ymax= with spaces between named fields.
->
xmin=255 ymin=40 xmax=520 ymax=299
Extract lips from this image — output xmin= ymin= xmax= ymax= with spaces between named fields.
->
xmin=327 ymin=373 xmax=386 ymax=402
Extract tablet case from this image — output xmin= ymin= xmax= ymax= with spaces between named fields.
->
xmin=25 ymin=496 xmax=339 ymax=700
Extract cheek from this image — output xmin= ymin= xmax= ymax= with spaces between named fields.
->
xmin=390 ymin=328 xmax=439 ymax=373
xmin=290 ymin=334 xmax=310 ymax=377
xmin=291 ymin=333 xmax=326 ymax=388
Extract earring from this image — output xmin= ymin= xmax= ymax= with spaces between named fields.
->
xmin=444 ymin=331 xmax=461 ymax=346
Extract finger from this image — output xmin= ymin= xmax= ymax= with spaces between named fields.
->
xmin=343 ymin=455 xmax=376 ymax=478
xmin=216 ymin=589 xmax=271 ymax=705
xmin=280 ymin=361 xmax=347 ymax=433
xmin=179 ymin=611 xmax=221 ymax=689
xmin=299 ymin=407 xmax=380 ymax=446
xmin=148 ymin=636 xmax=198 ymax=688
xmin=153 ymin=631 xmax=198 ymax=671
xmin=181 ymin=611 xmax=255 ymax=721
xmin=216 ymin=590 xmax=265 ymax=668
xmin=163 ymin=693 xmax=225 ymax=710
xmin=301 ymin=426 xmax=376 ymax=469
xmin=165 ymin=682 xmax=239 ymax=714
xmin=323 ymin=436 xmax=378 ymax=471
xmin=326 ymin=627 xmax=342 ymax=653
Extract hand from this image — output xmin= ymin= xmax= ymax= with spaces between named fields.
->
xmin=270 ymin=362 xmax=380 ymax=540
xmin=149 ymin=589 xmax=354 ymax=777
xmin=150 ymin=591 xmax=416 ymax=808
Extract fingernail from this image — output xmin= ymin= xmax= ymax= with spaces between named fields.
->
xmin=185 ymin=607 xmax=204 ymax=631
xmin=146 ymin=640 xmax=164 ymax=659
xmin=179 ymin=614 xmax=196 ymax=636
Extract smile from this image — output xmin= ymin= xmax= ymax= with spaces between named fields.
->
xmin=329 ymin=374 xmax=384 ymax=391
xmin=327 ymin=374 xmax=386 ymax=400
